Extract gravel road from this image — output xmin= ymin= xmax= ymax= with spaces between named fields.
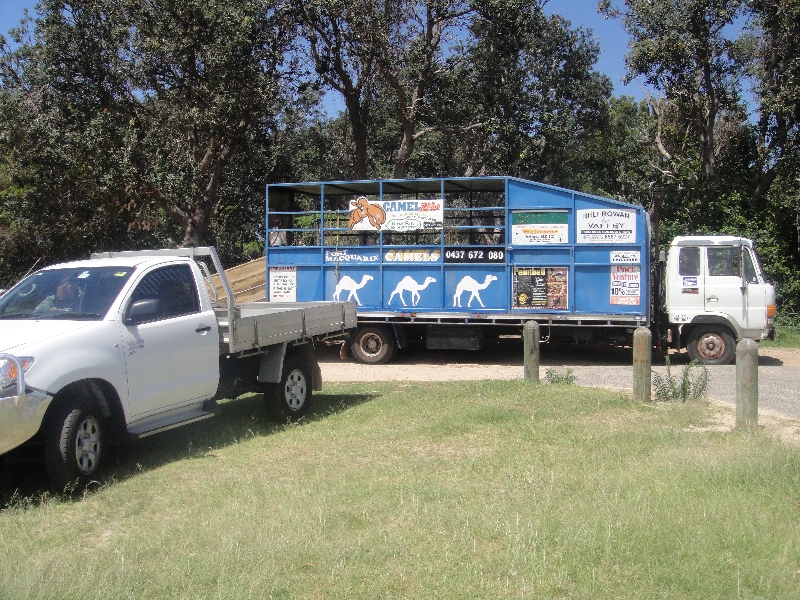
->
xmin=317 ymin=340 xmax=800 ymax=421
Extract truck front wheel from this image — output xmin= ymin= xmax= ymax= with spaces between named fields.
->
xmin=687 ymin=326 xmax=736 ymax=365
xmin=265 ymin=355 xmax=312 ymax=422
xmin=351 ymin=326 xmax=395 ymax=365
xmin=45 ymin=396 xmax=105 ymax=492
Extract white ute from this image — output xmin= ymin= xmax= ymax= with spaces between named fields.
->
xmin=0 ymin=247 xmax=355 ymax=490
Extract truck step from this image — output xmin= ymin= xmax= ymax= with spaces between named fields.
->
xmin=127 ymin=400 xmax=221 ymax=439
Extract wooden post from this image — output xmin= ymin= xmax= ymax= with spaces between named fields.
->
xmin=736 ymin=339 xmax=759 ymax=428
xmin=633 ymin=327 xmax=652 ymax=402
xmin=523 ymin=321 xmax=540 ymax=382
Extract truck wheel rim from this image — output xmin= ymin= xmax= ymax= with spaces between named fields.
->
xmin=360 ymin=333 xmax=383 ymax=356
xmin=74 ymin=416 xmax=101 ymax=475
xmin=697 ymin=333 xmax=725 ymax=361
xmin=284 ymin=369 xmax=307 ymax=410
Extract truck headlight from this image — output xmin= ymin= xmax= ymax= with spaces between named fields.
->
xmin=0 ymin=356 xmax=35 ymax=390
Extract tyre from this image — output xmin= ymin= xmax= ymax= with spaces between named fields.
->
xmin=265 ymin=355 xmax=312 ymax=421
xmin=686 ymin=326 xmax=736 ymax=365
xmin=45 ymin=396 xmax=105 ymax=492
xmin=351 ymin=325 xmax=395 ymax=365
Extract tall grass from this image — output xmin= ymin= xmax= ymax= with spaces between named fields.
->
xmin=1 ymin=381 xmax=799 ymax=599
xmin=762 ymin=313 xmax=800 ymax=348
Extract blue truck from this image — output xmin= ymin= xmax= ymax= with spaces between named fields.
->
xmin=265 ymin=176 xmax=775 ymax=365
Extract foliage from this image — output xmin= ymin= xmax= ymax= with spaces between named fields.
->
xmin=544 ymin=367 xmax=576 ymax=385
xmin=652 ymin=355 xmax=709 ymax=402
xmin=0 ymin=0 xmax=799 ymax=310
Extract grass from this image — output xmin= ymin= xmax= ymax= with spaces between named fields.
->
xmin=1 ymin=381 xmax=799 ymax=599
xmin=762 ymin=325 xmax=800 ymax=349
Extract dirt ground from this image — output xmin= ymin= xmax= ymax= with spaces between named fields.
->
xmin=317 ymin=343 xmax=800 ymax=446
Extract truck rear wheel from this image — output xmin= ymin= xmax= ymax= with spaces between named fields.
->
xmin=687 ymin=326 xmax=735 ymax=365
xmin=265 ymin=355 xmax=312 ymax=421
xmin=351 ymin=325 xmax=395 ymax=365
xmin=45 ymin=396 xmax=105 ymax=492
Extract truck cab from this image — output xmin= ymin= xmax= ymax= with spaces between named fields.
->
xmin=665 ymin=236 xmax=776 ymax=364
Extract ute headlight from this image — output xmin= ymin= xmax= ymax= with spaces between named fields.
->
xmin=0 ymin=356 xmax=35 ymax=390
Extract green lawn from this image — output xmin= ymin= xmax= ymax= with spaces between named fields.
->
xmin=1 ymin=381 xmax=799 ymax=599
xmin=762 ymin=324 xmax=800 ymax=349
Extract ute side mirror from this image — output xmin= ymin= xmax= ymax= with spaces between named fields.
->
xmin=124 ymin=298 xmax=163 ymax=325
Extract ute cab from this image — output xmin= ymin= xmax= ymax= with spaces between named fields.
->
xmin=664 ymin=236 xmax=776 ymax=364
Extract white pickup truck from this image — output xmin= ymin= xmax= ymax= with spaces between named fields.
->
xmin=0 ymin=247 xmax=356 ymax=490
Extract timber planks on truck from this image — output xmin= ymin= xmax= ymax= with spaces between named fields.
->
xmin=212 ymin=258 xmax=266 ymax=303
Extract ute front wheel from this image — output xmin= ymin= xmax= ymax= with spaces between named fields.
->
xmin=351 ymin=326 xmax=395 ymax=365
xmin=45 ymin=396 xmax=105 ymax=491
xmin=687 ymin=326 xmax=736 ymax=365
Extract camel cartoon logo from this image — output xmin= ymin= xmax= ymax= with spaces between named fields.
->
xmin=388 ymin=276 xmax=436 ymax=307
xmin=349 ymin=196 xmax=386 ymax=231
xmin=453 ymin=274 xmax=498 ymax=308
xmin=333 ymin=274 xmax=373 ymax=306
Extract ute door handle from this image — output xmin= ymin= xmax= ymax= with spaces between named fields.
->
xmin=196 ymin=325 xmax=212 ymax=333
xmin=706 ymin=296 xmax=718 ymax=302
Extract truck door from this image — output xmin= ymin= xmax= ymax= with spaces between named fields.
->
xmin=704 ymin=246 xmax=748 ymax=328
xmin=742 ymin=247 xmax=769 ymax=331
xmin=669 ymin=246 xmax=704 ymax=317
xmin=120 ymin=264 xmax=219 ymax=417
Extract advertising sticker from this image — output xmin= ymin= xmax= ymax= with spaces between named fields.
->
xmin=269 ymin=267 xmax=297 ymax=302
xmin=348 ymin=196 xmax=444 ymax=232
xmin=610 ymin=265 xmax=640 ymax=305
xmin=577 ymin=208 xmax=636 ymax=243
xmin=513 ymin=267 xmax=568 ymax=309
xmin=511 ymin=211 xmax=569 ymax=245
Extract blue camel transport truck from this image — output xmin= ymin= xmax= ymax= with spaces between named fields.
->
xmin=265 ymin=176 xmax=775 ymax=365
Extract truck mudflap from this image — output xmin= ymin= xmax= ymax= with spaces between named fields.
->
xmin=0 ymin=354 xmax=53 ymax=455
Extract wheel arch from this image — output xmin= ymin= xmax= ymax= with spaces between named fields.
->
xmin=679 ymin=315 xmax=740 ymax=348
xmin=43 ymin=379 xmax=125 ymax=443
xmin=258 ymin=341 xmax=321 ymax=391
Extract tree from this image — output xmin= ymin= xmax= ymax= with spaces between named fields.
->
xmin=440 ymin=2 xmax=612 ymax=184
xmin=296 ymin=0 xmax=393 ymax=178
xmin=599 ymin=0 xmax=748 ymax=185
xmin=600 ymin=0 xmax=800 ymax=201
xmin=0 ymin=0 xmax=297 ymax=260
xmin=128 ymin=0 xmax=295 ymax=247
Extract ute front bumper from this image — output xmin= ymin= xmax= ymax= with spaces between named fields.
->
xmin=0 ymin=354 xmax=52 ymax=456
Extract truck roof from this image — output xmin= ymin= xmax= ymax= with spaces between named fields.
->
xmin=671 ymin=235 xmax=754 ymax=248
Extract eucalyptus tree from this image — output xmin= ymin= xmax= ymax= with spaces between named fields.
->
xmin=440 ymin=1 xmax=612 ymax=185
xmin=1 ymin=0 xmax=298 ymax=261
xmin=0 ymin=1 xmax=150 ymax=277
xmin=599 ymin=0 xmax=799 ymax=201
xmin=295 ymin=0 xmax=393 ymax=178
xmin=127 ymin=0 xmax=297 ymax=247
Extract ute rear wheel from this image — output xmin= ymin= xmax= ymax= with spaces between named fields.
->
xmin=351 ymin=325 xmax=395 ymax=365
xmin=687 ymin=326 xmax=736 ymax=365
xmin=265 ymin=355 xmax=312 ymax=421
xmin=45 ymin=396 xmax=105 ymax=492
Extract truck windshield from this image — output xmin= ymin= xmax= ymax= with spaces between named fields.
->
xmin=0 ymin=267 xmax=134 ymax=320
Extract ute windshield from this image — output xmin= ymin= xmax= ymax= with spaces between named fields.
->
xmin=0 ymin=267 xmax=134 ymax=320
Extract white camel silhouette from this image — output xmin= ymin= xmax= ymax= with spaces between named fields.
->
xmin=333 ymin=274 xmax=373 ymax=306
xmin=453 ymin=274 xmax=498 ymax=308
xmin=388 ymin=276 xmax=436 ymax=307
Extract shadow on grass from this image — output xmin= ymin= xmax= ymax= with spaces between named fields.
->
xmin=0 ymin=390 xmax=380 ymax=509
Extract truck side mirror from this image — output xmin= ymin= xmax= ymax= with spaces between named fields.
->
xmin=124 ymin=298 xmax=163 ymax=325
xmin=658 ymin=250 xmax=666 ymax=263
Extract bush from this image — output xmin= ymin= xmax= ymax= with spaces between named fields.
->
xmin=545 ymin=368 xmax=577 ymax=385
xmin=652 ymin=356 xmax=709 ymax=402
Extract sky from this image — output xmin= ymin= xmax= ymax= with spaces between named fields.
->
xmin=0 ymin=0 xmax=646 ymax=101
